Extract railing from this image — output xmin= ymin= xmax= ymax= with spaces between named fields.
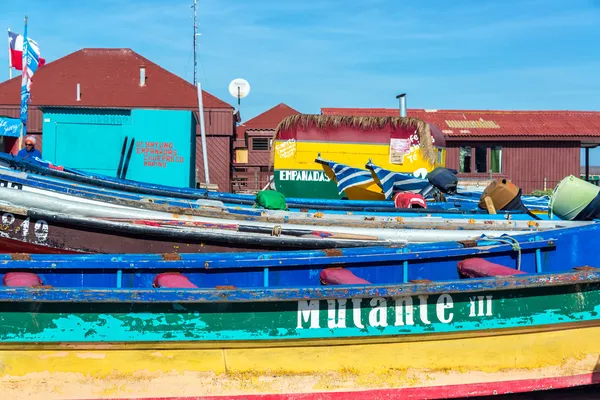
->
xmin=232 ymin=170 xmax=273 ymax=194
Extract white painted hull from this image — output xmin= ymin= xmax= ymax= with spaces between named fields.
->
xmin=0 ymin=186 xmax=591 ymax=243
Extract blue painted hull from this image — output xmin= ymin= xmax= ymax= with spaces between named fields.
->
xmin=0 ymin=154 xmax=550 ymax=220
xmin=0 ymin=166 xmax=552 ymax=220
xmin=0 ymin=154 xmax=549 ymax=212
xmin=0 ymin=222 xmax=596 ymax=290
xmin=0 ymin=223 xmax=598 ymax=400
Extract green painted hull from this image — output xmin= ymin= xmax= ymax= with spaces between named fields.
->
xmin=2 ymin=283 xmax=600 ymax=344
xmin=274 ymin=169 xmax=343 ymax=199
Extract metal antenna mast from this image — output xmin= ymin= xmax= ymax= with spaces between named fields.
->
xmin=193 ymin=0 xmax=210 ymax=186
xmin=193 ymin=0 xmax=198 ymax=85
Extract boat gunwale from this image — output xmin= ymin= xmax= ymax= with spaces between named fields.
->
xmin=0 ymin=173 xmax=554 ymax=226
xmin=0 ymin=154 xmax=550 ymax=213
xmin=0 ymin=180 xmax=583 ymax=231
xmin=0 ymin=239 xmax=557 ymax=269
xmin=0 ymin=268 xmax=597 ymax=304
xmin=24 ymin=208 xmax=395 ymax=248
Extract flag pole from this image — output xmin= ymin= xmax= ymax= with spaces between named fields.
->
xmin=7 ymin=28 xmax=12 ymax=80
xmin=18 ymin=124 xmax=23 ymax=153
xmin=18 ymin=16 xmax=28 ymax=151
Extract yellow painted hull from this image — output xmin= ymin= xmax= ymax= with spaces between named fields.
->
xmin=2 ymin=324 xmax=599 ymax=399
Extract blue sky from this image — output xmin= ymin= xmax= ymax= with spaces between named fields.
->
xmin=1 ymin=0 xmax=599 ymax=161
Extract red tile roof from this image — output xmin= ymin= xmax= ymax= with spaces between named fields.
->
xmin=321 ymin=108 xmax=600 ymax=139
xmin=237 ymin=103 xmax=300 ymax=138
xmin=0 ymin=48 xmax=232 ymax=109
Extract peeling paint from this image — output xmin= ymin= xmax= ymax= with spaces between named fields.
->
xmin=0 ymin=284 xmax=598 ymax=343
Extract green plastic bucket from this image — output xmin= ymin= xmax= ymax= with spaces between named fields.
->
xmin=550 ymin=175 xmax=600 ymax=220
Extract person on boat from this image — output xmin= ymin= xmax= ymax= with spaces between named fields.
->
xmin=15 ymin=136 xmax=41 ymax=160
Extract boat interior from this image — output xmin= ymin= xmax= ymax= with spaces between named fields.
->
xmin=0 ymin=225 xmax=595 ymax=292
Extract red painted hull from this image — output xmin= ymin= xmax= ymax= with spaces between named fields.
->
xmin=0 ymin=211 xmax=285 ymax=254
xmin=0 ymin=205 xmax=378 ymax=254
xmin=0 ymin=236 xmax=82 ymax=254
xmin=80 ymin=372 xmax=600 ymax=399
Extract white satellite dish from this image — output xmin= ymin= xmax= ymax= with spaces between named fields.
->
xmin=229 ymin=78 xmax=251 ymax=99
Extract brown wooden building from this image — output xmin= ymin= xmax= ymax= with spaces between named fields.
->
xmin=0 ymin=48 xmax=235 ymax=191
xmin=233 ymin=103 xmax=299 ymax=192
xmin=322 ymin=108 xmax=600 ymax=194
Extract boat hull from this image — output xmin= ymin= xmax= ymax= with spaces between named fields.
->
xmin=0 ymin=182 xmax=578 ymax=250
xmin=2 ymin=321 xmax=599 ymax=399
xmin=0 ymin=167 xmax=550 ymax=223
xmin=0 ymin=218 xmax=247 ymax=254
xmin=0 ymin=154 xmax=552 ymax=215
xmin=0 ymin=210 xmax=317 ymax=253
xmin=0 ymin=203 xmax=405 ymax=253
xmin=1 ymin=273 xmax=600 ymax=399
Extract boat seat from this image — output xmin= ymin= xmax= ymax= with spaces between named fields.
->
xmin=3 ymin=272 xmax=43 ymax=287
xmin=458 ymin=258 xmax=526 ymax=278
xmin=152 ymin=272 xmax=198 ymax=288
xmin=320 ymin=268 xmax=371 ymax=285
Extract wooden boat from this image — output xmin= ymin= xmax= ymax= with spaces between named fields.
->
xmin=0 ymin=158 xmax=486 ymax=215
xmin=0 ymin=174 xmax=550 ymax=232
xmin=0 ymin=182 xmax=590 ymax=254
xmin=0 ymin=200 xmax=401 ymax=254
xmin=0 ymin=225 xmax=599 ymax=399
xmin=0 ymin=165 xmax=553 ymax=224
xmin=0 ymin=153 xmax=549 ymax=216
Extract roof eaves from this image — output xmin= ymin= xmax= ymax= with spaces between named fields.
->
xmin=39 ymin=105 xmax=132 ymax=111
xmin=445 ymin=135 xmax=600 ymax=141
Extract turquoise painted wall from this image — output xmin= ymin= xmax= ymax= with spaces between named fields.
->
xmin=42 ymin=108 xmax=196 ymax=188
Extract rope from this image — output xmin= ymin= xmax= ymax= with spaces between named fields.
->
xmin=271 ymin=225 xmax=282 ymax=237
xmin=480 ymin=234 xmax=522 ymax=271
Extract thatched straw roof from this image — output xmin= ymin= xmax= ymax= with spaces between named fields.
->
xmin=274 ymin=114 xmax=436 ymax=164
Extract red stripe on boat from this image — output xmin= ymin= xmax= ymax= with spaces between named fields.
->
xmin=81 ymin=371 xmax=600 ymax=399
xmin=0 ymin=237 xmax=83 ymax=254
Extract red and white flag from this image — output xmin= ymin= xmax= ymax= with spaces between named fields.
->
xmin=8 ymin=30 xmax=45 ymax=70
